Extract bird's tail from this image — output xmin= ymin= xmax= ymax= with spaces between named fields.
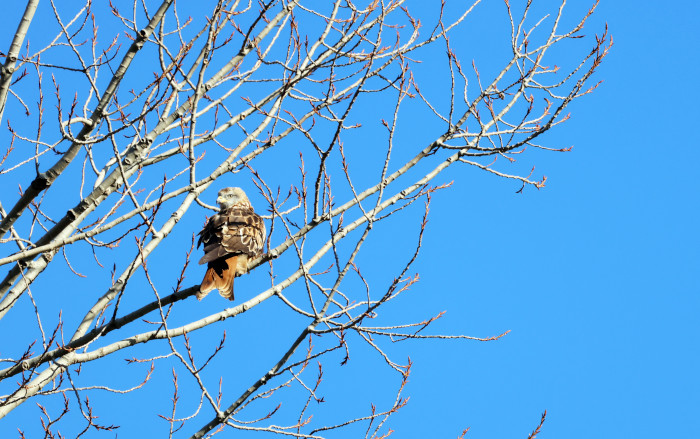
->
xmin=197 ymin=255 xmax=237 ymax=301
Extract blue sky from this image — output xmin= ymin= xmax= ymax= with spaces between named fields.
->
xmin=0 ymin=1 xmax=698 ymax=438
xmin=393 ymin=1 xmax=700 ymax=437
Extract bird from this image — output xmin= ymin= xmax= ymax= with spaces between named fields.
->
xmin=196 ymin=187 xmax=266 ymax=300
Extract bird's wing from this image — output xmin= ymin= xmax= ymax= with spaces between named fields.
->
xmin=198 ymin=208 xmax=265 ymax=264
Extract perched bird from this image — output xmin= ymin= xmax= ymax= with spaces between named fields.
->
xmin=197 ymin=187 xmax=266 ymax=300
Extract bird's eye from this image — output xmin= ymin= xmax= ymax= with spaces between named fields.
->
xmin=227 ymin=194 xmax=233 ymax=198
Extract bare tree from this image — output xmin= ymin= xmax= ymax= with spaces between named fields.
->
xmin=0 ymin=0 xmax=610 ymax=437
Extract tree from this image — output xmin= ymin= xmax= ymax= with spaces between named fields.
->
xmin=0 ymin=0 xmax=610 ymax=437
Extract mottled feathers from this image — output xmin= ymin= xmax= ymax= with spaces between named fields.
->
xmin=197 ymin=187 xmax=265 ymax=300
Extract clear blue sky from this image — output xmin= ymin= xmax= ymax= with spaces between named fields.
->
xmin=394 ymin=1 xmax=700 ymax=437
xmin=0 ymin=1 xmax=697 ymax=438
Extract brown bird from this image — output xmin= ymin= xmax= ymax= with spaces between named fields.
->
xmin=197 ymin=187 xmax=266 ymax=300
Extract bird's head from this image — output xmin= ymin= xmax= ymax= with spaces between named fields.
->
xmin=216 ymin=187 xmax=250 ymax=210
